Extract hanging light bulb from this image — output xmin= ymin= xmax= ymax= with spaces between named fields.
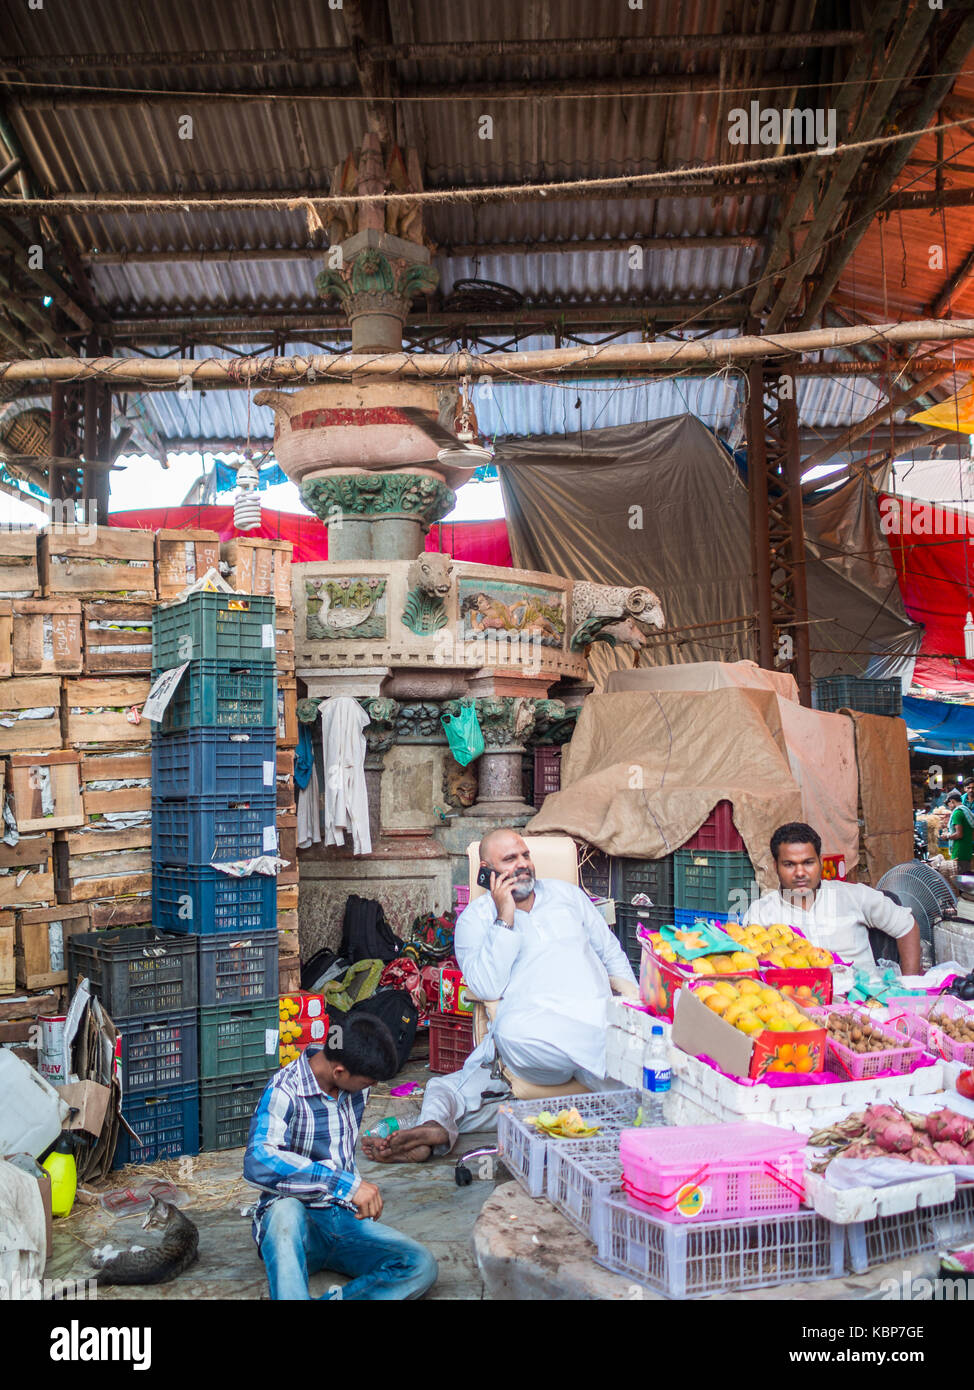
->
xmin=965 ymin=612 xmax=974 ymax=660
xmin=234 ymin=458 xmax=262 ymax=531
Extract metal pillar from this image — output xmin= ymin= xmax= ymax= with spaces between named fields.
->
xmin=49 ymin=382 xmax=84 ymax=509
xmin=746 ymin=360 xmax=812 ymax=706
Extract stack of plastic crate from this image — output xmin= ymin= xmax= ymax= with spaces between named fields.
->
xmin=149 ymin=590 xmax=281 ymax=1152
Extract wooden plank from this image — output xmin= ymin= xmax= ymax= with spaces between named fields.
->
xmin=155 ymin=529 xmax=220 ymax=600
xmin=222 ymin=537 xmax=293 ymax=608
xmin=0 ymin=673 xmax=63 ymax=753
xmin=277 ymin=882 xmax=298 ymax=912
xmin=15 ymin=903 xmax=88 ymax=989
xmin=278 ymin=824 xmax=298 ymax=884
xmin=59 ymin=867 xmax=152 ymax=903
xmin=87 ymin=894 xmax=151 ymax=930
xmin=0 ymin=917 xmax=14 ymax=993
xmin=11 ymin=598 xmax=83 ymax=675
xmin=0 ymin=833 xmax=53 ymax=870
xmin=0 ymin=601 xmax=12 ymax=679
xmin=0 ymin=869 xmax=54 ymax=909
xmin=62 ymin=676 xmax=151 ymax=747
xmin=82 ymin=600 xmax=154 ymax=675
xmin=60 ymin=824 xmax=151 ymax=856
xmin=82 ymin=786 xmax=151 ymax=817
xmin=79 ymin=748 xmax=151 ymax=782
xmin=40 ymin=525 xmax=156 ymax=598
xmin=276 ymin=676 xmax=297 ymax=748
xmin=277 ymin=907 xmax=298 ymax=934
xmin=6 ymin=753 xmax=83 ymax=832
xmin=0 ymin=529 xmax=40 ymax=597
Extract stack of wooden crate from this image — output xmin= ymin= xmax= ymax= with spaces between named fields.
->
xmin=221 ymin=537 xmax=300 ymax=990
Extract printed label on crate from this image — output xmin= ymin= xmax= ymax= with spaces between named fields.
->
xmin=264 ymin=1028 xmax=278 ymax=1056
xmin=263 ymin=760 xmax=275 ymax=787
xmin=262 ymin=825 xmax=278 ymax=853
xmin=675 ymin=1183 xmax=711 ymax=1219
xmin=143 ymin=663 xmax=190 ymax=721
xmin=262 ymin=623 xmax=275 ymax=648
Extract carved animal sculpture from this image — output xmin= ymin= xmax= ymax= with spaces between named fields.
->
xmin=569 ymin=582 xmax=666 ymax=651
xmin=407 ymin=552 xmax=454 ymax=597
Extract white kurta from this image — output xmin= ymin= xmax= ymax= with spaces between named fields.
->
xmin=743 ymin=880 xmax=914 ymax=976
xmin=318 ymin=697 xmax=371 ymax=856
xmin=418 ymin=879 xmax=635 ymax=1148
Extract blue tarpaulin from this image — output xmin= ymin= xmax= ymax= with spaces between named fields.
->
xmin=903 ymin=695 xmax=974 ymax=755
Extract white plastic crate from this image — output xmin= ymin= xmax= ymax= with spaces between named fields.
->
xmin=595 ymin=1199 xmax=845 ymax=1299
xmin=845 ymin=1204 xmax=944 ymax=1274
xmin=804 ymin=1168 xmax=956 ymax=1225
xmin=497 ymin=1088 xmax=640 ymax=1198
xmin=545 ymin=1136 xmax=623 ymax=1239
xmin=933 ymin=918 xmax=974 ymax=970
xmin=927 ymin=1182 xmax=974 ymax=1248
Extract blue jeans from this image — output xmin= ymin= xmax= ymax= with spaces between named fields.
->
xmin=258 ymin=1198 xmax=438 ymax=1301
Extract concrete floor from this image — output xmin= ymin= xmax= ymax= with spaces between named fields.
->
xmin=49 ymin=1056 xmax=501 ymax=1302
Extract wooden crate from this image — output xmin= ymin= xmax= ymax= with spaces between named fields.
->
xmin=221 ymin=537 xmax=293 ymax=608
xmin=87 ymin=893 xmax=152 ymax=930
xmin=0 ymin=833 xmax=55 ymax=909
xmin=277 ymin=882 xmax=298 ymax=913
xmin=277 ymin=676 xmax=297 ymax=748
xmin=6 ymin=752 xmax=83 ymax=832
xmin=0 ymin=911 xmax=14 ymax=993
xmin=14 ymin=901 xmax=90 ymax=990
xmin=39 ymin=524 xmax=156 ymax=599
xmin=0 ymin=601 xmax=12 ymax=679
xmin=155 ymin=528 xmax=220 ymax=602
xmin=82 ymin=600 xmax=154 ymax=675
xmin=276 ymin=609 xmax=295 ymax=673
xmin=279 ymin=952 xmax=301 ymax=994
xmin=0 ymin=528 xmax=40 ymax=597
xmin=278 ymin=822 xmax=298 ymax=885
xmin=62 ymin=677 xmax=151 ymax=748
xmin=79 ymin=747 xmax=152 ymax=826
xmin=55 ymin=825 xmax=152 ymax=903
xmin=0 ymin=987 xmax=59 ymax=1044
xmin=11 ymin=598 xmax=83 ymax=675
xmin=277 ymin=747 xmax=295 ymax=812
xmin=0 ymin=676 xmax=62 ymax=753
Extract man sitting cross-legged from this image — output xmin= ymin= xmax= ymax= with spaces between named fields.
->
xmin=361 ymin=828 xmax=637 ymax=1164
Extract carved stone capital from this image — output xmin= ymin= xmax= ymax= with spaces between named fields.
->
xmin=300 ymin=473 xmax=455 ymax=525
xmin=359 ymin=696 xmax=401 ymax=754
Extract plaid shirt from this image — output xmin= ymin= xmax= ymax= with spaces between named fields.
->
xmin=244 ymin=1050 xmax=368 ymax=1245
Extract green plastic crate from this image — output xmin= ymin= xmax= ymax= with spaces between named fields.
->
xmin=200 ymin=1073 xmax=271 ymax=1151
xmin=199 ymin=1000 xmax=280 ymax=1080
xmin=152 ymin=660 xmax=276 ymax=733
xmin=153 ymin=591 xmax=277 ymax=668
xmin=673 ymin=849 xmax=757 ymax=918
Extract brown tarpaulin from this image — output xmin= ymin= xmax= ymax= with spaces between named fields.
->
xmin=845 ymin=711 xmax=914 ymax=885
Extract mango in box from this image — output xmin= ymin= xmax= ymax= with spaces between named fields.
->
xmin=692 ymin=977 xmax=822 ymax=1073
xmin=723 ymin=920 xmax=835 ymax=968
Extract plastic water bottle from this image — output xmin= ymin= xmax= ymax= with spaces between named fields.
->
xmin=641 ymin=1025 xmax=671 ymax=1127
xmin=365 ymin=1116 xmax=401 ymax=1139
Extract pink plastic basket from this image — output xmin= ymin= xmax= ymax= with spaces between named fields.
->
xmin=891 ymin=995 xmax=974 ymax=1067
xmin=454 ymin=885 xmax=470 ymax=912
xmin=619 ymin=1122 xmax=806 ymax=1224
xmin=808 ymin=1006 xmax=929 ymax=1080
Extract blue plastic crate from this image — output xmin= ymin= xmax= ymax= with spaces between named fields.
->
xmin=113 ymin=1083 xmax=200 ymax=1168
xmin=199 ymin=929 xmax=278 ymax=1005
xmin=151 ymin=728 xmax=277 ymax=801
xmin=152 ymin=864 xmax=277 ymax=935
xmin=116 ymin=1009 xmax=198 ymax=1092
xmin=153 ymin=591 xmax=276 ymax=668
xmin=151 ymin=660 xmax=276 ymax=733
xmin=151 ymin=795 xmax=278 ymax=865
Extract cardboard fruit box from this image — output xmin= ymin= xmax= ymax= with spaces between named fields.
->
xmin=671 ymin=980 xmax=827 ymax=1080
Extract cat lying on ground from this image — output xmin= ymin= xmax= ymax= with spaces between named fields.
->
xmin=91 ymin=1196 xmax=199 ymax=1286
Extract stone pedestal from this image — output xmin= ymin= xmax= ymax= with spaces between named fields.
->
xmin=468 ymin=746 xmax=534 ymax=820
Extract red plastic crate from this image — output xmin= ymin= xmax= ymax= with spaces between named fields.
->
xmin=428 ymin=1010 xmax=475 ymax=1074
xmin=533 ymin=747 xmax=562 ymax=808
xmin=682 ymin=801 xmax=745 ymax=853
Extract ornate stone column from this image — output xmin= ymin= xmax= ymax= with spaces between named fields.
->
xmin=445 ymin=696 xmax=567 ymax=821
xmin=300 ymin=473 xmax=455 ymax=564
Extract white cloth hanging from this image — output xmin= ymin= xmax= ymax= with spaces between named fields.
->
xmin=296 ymin=759 xmax=322 ymax=850
xmin=319 ymin=697 xmax=372 ymax=855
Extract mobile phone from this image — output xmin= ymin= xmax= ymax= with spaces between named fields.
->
xmin=476 ymin=864 xmax=493 ymax=889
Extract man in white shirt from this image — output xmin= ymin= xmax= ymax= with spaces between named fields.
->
xmin=744 ymin=821 xmax=922 ymax=978
xmin=361 ymin=827 xmax=636 ymax=1163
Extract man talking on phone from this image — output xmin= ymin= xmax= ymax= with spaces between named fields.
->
xmin=361 ymin=827 xmax=636 ymax=1164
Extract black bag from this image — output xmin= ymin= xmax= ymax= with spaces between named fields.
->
xmin=339 ymin=894 xmax=402 ymax=965
xmin=349 ymin=988 xmax=418 ymax=1072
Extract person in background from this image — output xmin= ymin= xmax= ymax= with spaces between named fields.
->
xmin=948 ymin=788 xmax=974 ymax=876
xmin=243 ymin=1014 xmax=438 ymax=1301
xmin=745 ymin=822 xmax=922 ymax=977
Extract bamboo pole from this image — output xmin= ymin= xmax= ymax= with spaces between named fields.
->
xmin=0 ymin=319 xmax=972 ymax=388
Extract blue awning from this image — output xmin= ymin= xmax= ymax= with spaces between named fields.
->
xmin=903 ymin=695 xmax=974 ymax=755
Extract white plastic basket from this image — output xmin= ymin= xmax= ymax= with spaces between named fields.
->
xmin=926 ymin=1182 xmax=974 ymax=1248
xmin=804 ymin=1168 xmax=956 ymax=1225
xmin=845 ymin=1185 xmax=974 ymax=1273
xmin=497 ymin=1089 xmax=640 ymax=1198
xmin=933 ymin=918 xmax=974 ymax=970
xmin=594 ymin=1198 xmax=845 ymax=1298
xmin=545 ymin=1136 xmax=623 ymax=1239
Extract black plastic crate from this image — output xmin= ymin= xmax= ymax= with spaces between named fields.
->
xmin=613 ymin=904 xmax=670 ymax=971
xmin=151 ymin=794 xmax=277 ymax=865
xmin=812 ymin=676 xmax=902 ymax=717
xmin=577 ymin=843 xmax=612 ymax=899
xmin=113 ymin=1083 xmax=200 ymax=1167
xmin=200 ymin=1073 xmax=271 ymax=1151
xmin=611 ymin=856 xmax=674 ymax=908
xmin=199 ymin=929 xmax=278 ymax=1006
xmin=152 ymin=864 xmax=277 ymax=935
xmin=67 ymin=928 xmax=198 ymax=1016
xmin=151 ymin=727 xmax=277 ymax=801
xmin=199 ymin=999 xmax=280 ymax=1080
xmin=117 ymin=1009 xmax=198 ymax=1092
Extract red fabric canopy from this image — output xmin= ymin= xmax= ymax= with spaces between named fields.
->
xmin=109 ymin=507 xmax=512 ymax=566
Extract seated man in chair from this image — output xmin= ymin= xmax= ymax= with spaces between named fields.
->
xmin=361 ymin=827 xmax=637 ymax=1164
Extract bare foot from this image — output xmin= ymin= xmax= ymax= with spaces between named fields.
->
xmin=361 ymin=1122 xmax=448 ymax=1164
